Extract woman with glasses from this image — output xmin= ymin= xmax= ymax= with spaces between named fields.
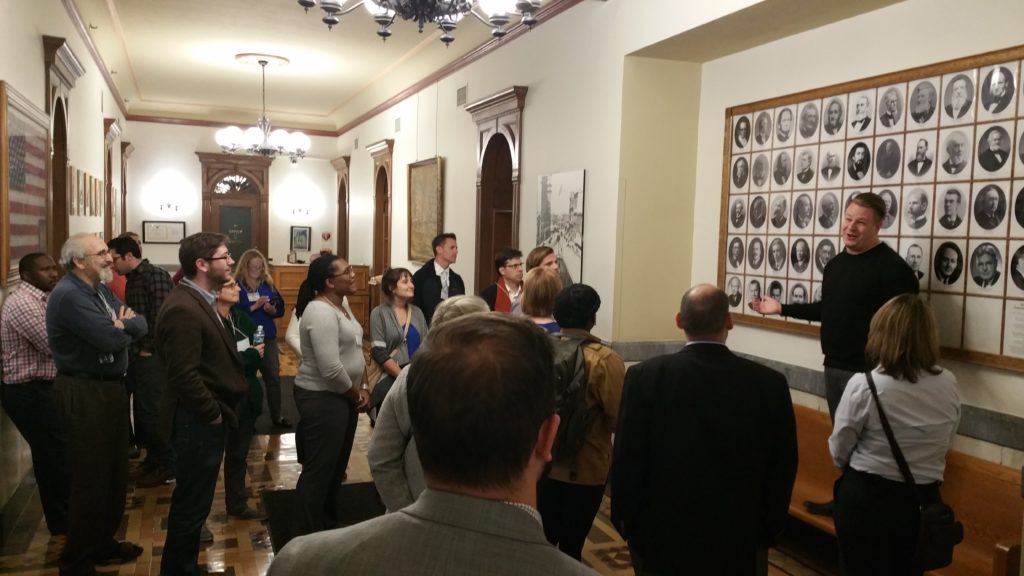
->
xmin=368 ymin=268 xmax=427 ymax=419
xmin=293 ymin=255 xmax=370 ymax=534
xmin=233 ymin=249 xmax=288 ymax=428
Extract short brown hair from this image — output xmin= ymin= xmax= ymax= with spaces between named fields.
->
xmin=864 ymin=294 xmax=942 ymax=383
xmin=525 ymin=246 xmax=555 ymax=271
xmin=178 ymin=232 xmax=228 ymax=277
xmin=850 ymin=192 xmax=886 ymax=224
xmin=521 ymin=267 xmax=561 ymax=317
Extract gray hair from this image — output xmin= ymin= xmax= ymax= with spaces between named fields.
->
xmin=432 ymin=295 xmax=489 ymax=326
xmin=60 ymin=233 xmax=96 ymax=272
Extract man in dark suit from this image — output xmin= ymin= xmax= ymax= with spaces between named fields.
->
xmin=157 ymin=232 xmax=248 ymax=576
xmin=796 ymin=151 xmax=814 ymax=184
xmin=942 ymin=132 xmax=968 ymax=175
xmin=975 ymin=186 xmax=1004 ymax=230
xmin=820 ymin=152 xmax=841 ymax=182
xmin=412 ymin=232 xmax=466 ymax=325
xmin=944 ymin=76 xmax=972 ymax=119
xmin=938 ymin=188 xmax=963 ymax=229
xmin=972 ymin=244 xmax=1001 ymax=288
xmin=849 ymin=95 xmax=871 ymax=133
xmin=983 ymin=67 xmax=1014 ymax=114
xmin=878 ymin=88 xmax=900 ymax=127
xmin=978 ymin=128 xmax=1009 ymax=172
xmin=910 ymin=81 xmax=936 ymax=123
xmin=906 ymin=138 xmax=933 ymax=176
xmin=611 ymin=284 xmax=797 ymax=576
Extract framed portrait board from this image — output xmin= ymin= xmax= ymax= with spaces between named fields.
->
xmin=0 ymin=82 xmax=50 ymax=287
xmin=719 ymin=44 xmax=1024 ymax=372
xmin=142 ymin=220 xmax=186 ymax=244
xmin=408 ymin=156 xmax=444 ymax=262
xmin=290 ymin=225 xmax=312 ymax=252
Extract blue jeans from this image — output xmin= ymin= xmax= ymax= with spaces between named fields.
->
xmin=160 ymin=408 xmax=225 ymax=576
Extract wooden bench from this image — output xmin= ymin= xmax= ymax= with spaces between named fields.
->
xmin=790 ymin=404 xmax=1023 ymax=576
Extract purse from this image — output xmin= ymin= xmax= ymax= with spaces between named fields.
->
xmin=864 ymin=371 xmax=963 ymax=570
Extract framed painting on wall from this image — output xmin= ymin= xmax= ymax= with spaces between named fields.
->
xmin=0 ymin=82 xmax=50 ymax=287
xmin=290 ymin=225 xmax=312 ymax=252
xmin=408 ymin=157 xmax=444 ymax=262
xmin=536 ymin=170 xmax=586 ymax=285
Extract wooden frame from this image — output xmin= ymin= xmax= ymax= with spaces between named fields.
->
xmin=408 ymin=156 xmax=444 ymax=262
xmin=142 ymin=220 xmax=186 ymax=244
xmin=290 ymin=225 xmax=312 ymax=252
xmin=1 ymin=82 xmax=51 ymax=287
xmin=719 ymin=44 xmax=1024 ymax=372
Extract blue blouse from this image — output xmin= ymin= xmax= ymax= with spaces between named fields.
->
xmin=235 ymin=280 xmax=285 ymax=339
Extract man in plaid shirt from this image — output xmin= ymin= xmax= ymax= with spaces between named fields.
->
xmin=0 ymin=252 xmax=67 ymax=535
xmin=108 ymin=235 xmax=175 ymax=487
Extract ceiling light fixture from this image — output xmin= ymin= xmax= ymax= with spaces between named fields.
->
xmin=297 ymin=0 xmax=541 ymax=47
xmin=216 ymin=54 xmax=311 ymax=164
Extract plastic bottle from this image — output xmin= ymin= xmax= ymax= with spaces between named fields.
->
xmin=253 ymin=325 xmax=265 ymax=345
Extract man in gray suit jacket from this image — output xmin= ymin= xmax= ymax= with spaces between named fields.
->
xmin=269 ymin=314 xmax=595 ymax=576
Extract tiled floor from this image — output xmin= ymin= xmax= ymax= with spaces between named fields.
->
xmin=0 ymin=347 xmax=834 ymax=575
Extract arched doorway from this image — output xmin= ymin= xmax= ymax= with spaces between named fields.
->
xmin=367 ymin=139 xmax=394 ymax=275
xmin=50 ymin=97 xmax=69 ymax=264
xmin=475 ymin=134 xmax=514 ymax=291
xmin=197 ymin=152 xmax=271 ymax=258
xmin=331 ymin=155 xmax=351 ymax=260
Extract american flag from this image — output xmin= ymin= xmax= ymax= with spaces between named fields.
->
xmin=8 ymin=111 xmax=48 ymax=264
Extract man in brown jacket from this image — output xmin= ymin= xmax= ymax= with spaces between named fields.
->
xmin=157 ymin=232 xmax=246 ymax=576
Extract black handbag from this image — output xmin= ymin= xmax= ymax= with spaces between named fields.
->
xmin=864 ymin=371 xmax=963 ymax=570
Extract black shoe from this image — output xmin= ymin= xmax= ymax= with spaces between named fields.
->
xmin=227 ymin=507 xmax=267 ymax=521
xmin=200 ymin=523 xmax=214 ymax=544
xmin=93 ymin=541 xmax=143 ymax=565
xmin=136 ymin=465 xmax=175 ymax=488
xmin=803 ymin=499 xmax=834 ymax=517
xmin=273 ymin=417 xmax=292 ymax=428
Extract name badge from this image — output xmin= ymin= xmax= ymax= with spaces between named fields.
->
xmin=247 ymin=291 xmax=260 ymax=302
xmin=237 ymin=338 xmax=251 ymax=353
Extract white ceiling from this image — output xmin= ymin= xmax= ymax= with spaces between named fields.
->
xmin=71 ymin=0 xmax=540 ymax=131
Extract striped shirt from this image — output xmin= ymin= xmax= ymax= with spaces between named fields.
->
xmin=1 ymin=283 xmax=57 ymax=383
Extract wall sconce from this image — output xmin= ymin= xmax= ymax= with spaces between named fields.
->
xmin=292 ymin=207 xmax=310 ymax=216
xmin=159 ymin=203 xmax=179 ymax=212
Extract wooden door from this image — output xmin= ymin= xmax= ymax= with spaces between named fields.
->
xmin=372 ymin=166 xmax=391 ymax=275
xmin=212 ymin=197 xmax=260 ymax=259
xmin=475 ymin=134 xmax=515 ymax=292
xmin=198 ymin=152 xmax=271 ymax=257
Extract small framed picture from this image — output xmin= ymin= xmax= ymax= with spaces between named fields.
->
xmin=290 ymin=226 xmax=312 ymax=252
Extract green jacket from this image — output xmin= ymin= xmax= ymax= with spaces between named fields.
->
xmin=227 ymin=308 xmax=264 ymax=419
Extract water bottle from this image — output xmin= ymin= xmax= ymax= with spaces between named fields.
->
xmin=253 ymin=325 xmax=265 ymax=345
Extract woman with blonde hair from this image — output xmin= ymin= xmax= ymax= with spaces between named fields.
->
xmin=234 ymin=249 xmax=288 ymax=427
xmin=368 ymin=295 xmax=490 ymax=511
xmin=830 ymin=294 xmax=960 ymax=575
xmin=522 ymin=267 xmax=562 ymax=333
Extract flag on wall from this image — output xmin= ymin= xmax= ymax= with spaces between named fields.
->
xmin=8 ymin=113 xmax=49 ymax=264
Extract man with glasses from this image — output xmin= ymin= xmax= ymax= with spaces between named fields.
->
xmin=156 ymin=232 xmax=248 ymax=576
xmin=481 ymin=248 xmax=524 ymax=314
xmin=46 ymin=234 xmax=148 ymax=576
xmin=108 ymin=234 xmax=176 ymax=488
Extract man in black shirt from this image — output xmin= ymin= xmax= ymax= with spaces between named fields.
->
xmin=751 ymin=192 xmax=917 ymax=515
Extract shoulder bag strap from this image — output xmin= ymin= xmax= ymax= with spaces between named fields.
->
xmin=864 ymin=370 xmax=924 ymax=507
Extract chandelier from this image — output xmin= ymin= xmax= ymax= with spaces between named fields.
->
xmin=215 ymin=55 xmax=311 ymax=164
xmin=297 ymin=0 xmax=541 ymax=47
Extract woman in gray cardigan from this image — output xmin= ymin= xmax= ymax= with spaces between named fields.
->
xmin=368 ymin=268 xmax=428 ymax=413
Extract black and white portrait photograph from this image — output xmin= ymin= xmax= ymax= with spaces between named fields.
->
xmin=875 ymin=137 xmax=902 ymax=180
xmin=937 ymin=186 xmax=966 ymax=231
xmin=772 ymin=150 xmax=793 ymax=188
xmin=903 ymin=241 xmax=927 ymax=281
xmin=815 ymin=238 xmax=837 ymax=274
xmin=934 ymin=241 xmax=964 ymax=286
xmin=812 ymin=283 xmax=823 ymax=303
xmin=732 ymin=156 xmax=750 ymax=190
xmin=942 ymin=72 xmax=975 ymax=123
xmin=752 ymin=153 xmax=769 ymax=189
xmin=747 ymin=278 xmax=763 ymax=308
xmin=748 ymin=237 xmax=765 ymax=271
xmin=770 ymin=194 xmax=789 ymax=230
xmin=822 ymin=96 xmax=846 ymax=140
xmin=819 ymin=145 xmax=843 ymax=183
xmin=1018 ymin=123 xmax=1024 ymax=172
xmin=848 ymin=91 xmax=874 ymax=135
xmin=798 ymin=100 xmax=820 ymax=142
xmin=727 ymin=276 xmax=743 ymax=308
xmin=878 ymin=188 xmax=899 ymax=230
xmin=877 ymin=85 xmax=904 ymax=132
xmin=728 ymin=236 xmax=745 ymax=269
xmin=729 ymin=196 xmax=746 ymax=230
xmin=749 ymin=195 xmax=767 ymax=229
xmin=767 ymin=280 xmax=785 ymax=302
xmin=972 ymin=183 xmax=1007 ymax=232
xmin=790 ymin=238 xmax=811 ymax=274
xmin=938 ymin=129 xmax=971 ymax=179
xmin=733 ymin=115 xmax=751 ymax=150
xmin=754 ymin=110 xmax=773 ymax=147
xmin=1015 ymin=185 xmax=1024 ymax=231
xmin=789 ymin=282 xmax=809 ymax=304
xmin=909 ymin=78 xmax=938 ymax=127
xmin=775 ymin=106 xmax=795 ymax=145
xmin=817 ymin=191 xmax=840 ymax=232
xmin=794 ymin=148 xmax=816 ymax=187
xmin=903 ymin=187 xmax=930 ymax=232
xmin=976 ymin=124 xmax=1012 ymax=175
xmin=846 ymin=141 xmax=872 ymax=183
xmin=979 ymin=64 xmax=1016 ymax=116
xmin=969 ymin=242 xmax=1003 ymax=290
xmin=905 ymin=134 xmax=935 ymax=180
xmin=792 ymin=193 xmax=813 ymax=230
xmin=1010 ymin=244 xmax=1024 ymax=292
xmin=768 ymin=237 xmax=788 ymax=272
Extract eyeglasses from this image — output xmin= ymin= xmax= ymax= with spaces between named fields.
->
xmin=88 ymin=249 xmax=110 ymax=258
xmin=331 ymin=266 xmax=354 ymax=278
xmin=206 ymin=253 xmax=232 ymax=262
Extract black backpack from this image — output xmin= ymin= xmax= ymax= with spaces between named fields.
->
xmin=549 ymin=332 xmax=601 ymax=463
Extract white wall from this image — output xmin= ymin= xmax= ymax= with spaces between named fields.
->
xmin=693 ymin=0 xmax=1024 ymax=418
